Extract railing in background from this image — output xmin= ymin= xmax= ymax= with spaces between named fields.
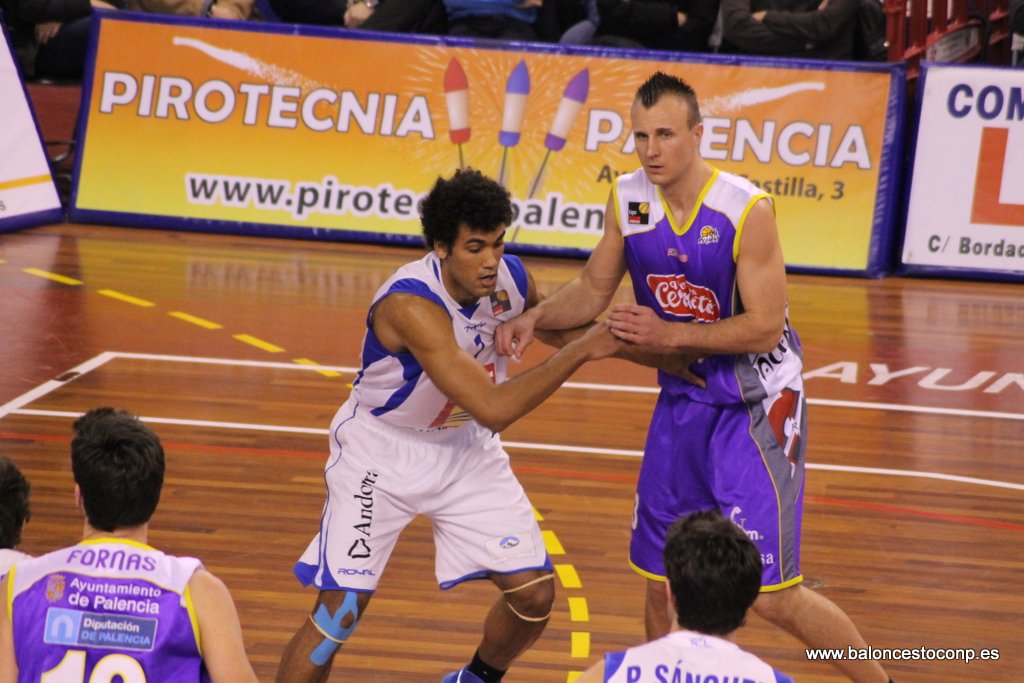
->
xmin=886 ymin=0 xmax=1013 ymax=77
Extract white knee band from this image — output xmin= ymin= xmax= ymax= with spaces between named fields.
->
xmin=503 ymin=573 xmax=554 ymax=622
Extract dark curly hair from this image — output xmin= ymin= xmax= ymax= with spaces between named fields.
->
xmin=0 ymin=455 xmax=30 ymax=549
xmin=72 ymin=407 xmax=164 ymax=532
xmin=635 ymin=72 xmax=701 ymax=128
xmin=420 ymin=169 xmax=513 ymax=250
xmin=664 ymin=510 xmax=762 ymax=635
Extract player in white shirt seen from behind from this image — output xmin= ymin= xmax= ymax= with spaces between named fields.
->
xmin=577 ymin=510 xmax=795 ymax=683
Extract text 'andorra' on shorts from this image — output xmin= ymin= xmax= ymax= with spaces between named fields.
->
xmin=630 ymin=390 xmax=807 ymax=591
xmin=294 ymin=410 xmax=550 ymax=592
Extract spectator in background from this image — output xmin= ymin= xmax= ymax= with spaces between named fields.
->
xmin=0 ymin=0 xmax=117 ymax=79
xmin=0 ymin=455 xmax=31 ymax=578
xmin=443 ymin=0 xmax=541 ymax=41
xmin=537 ymin=0 xmax=595 ymax=43
xmin=593 ymin=0 xmax=721 ymax=52
xmin=1012 ymin=0 xmax=1023 ymax=65
xmin=345 ymin=0 xmax=446 ymax=32
xmin=267 ymin=0 xmax=446 ymax=34
xmin=720 ymin=0 xmax=858 ymax=60
xmin=126 ymin=0 xmax=253 ymax=19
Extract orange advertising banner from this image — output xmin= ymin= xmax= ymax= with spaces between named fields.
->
xmin=72 ymin=14 xmax=904 ymax=273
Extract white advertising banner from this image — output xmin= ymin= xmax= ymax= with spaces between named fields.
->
xmin=0 ymin=25 xmax=62 ymax=232
xmin=902 ymin=64 xmax=1024 ymax=278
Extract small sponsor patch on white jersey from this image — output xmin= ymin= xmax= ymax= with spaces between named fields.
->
xmin=485 ymin=533 xmax=536 ymax=564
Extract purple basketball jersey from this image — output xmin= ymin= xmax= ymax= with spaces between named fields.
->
xmin=614 ymin=167 xmax=804 ymax=405
xmin=6 ymin=539 xmax=210 ymax=682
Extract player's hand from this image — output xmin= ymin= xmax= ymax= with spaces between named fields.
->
xmin=606 ymin=304 xmax=674 ymax=350
xmin=576 ymin=321 xmax=621 ymax=361
xmin=495 ymin=311 xmax=537 ymax=361
xmin=345 ymin=1 xmax=373 ymax=27
xmin=35 ymin=22 xmax=62 ymax=44
xmin=657 ymin=353 xmax=706 ymax=388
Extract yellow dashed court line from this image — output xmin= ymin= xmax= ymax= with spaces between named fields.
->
xmin=233 ymin=334 xmax=284 ymax=353
xmin=293 ymin=358 xmax=342 ymax=378
xmin=169 ymin=311 xmax=223 ymax=330
xmin=542 ymin=530 xmax=565 ymax=555
xmin=567 ymin=596 xmax=589 ymax=622
xmin=23 ymin=268 xmax=82 ymax=285
xmin=554 ymin=564 xmax=581 ymax=589
xmin=533 ymin=507 xmax=544 ymax=522
xmin=570 ymin=631 xmax=590 ymax=658
xmin=98 ymin=289 xmax=155 ymax=307
xmin=566 ymin=673 xmax=583 ymax=683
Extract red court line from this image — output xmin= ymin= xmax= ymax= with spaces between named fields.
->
xmin=804 ymin=495 xmax=1024 ymax=533
xmin=514 ymin=464 xmax=638 ymax=484
xmin=0 ymin=431 xmax=327 ymax=461
xmin=4 ymin=431 xmax=1021 ymax=533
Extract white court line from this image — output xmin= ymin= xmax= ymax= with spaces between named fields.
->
xmin=811 ymin=397 xmax=1024 ymax=422
xmin=0 ymin=352 xmax=119 ymax=420
xmin=2 ymin=352 xmax=1022 ymax=494
xmin=89 ymin=353 xmax=1024 ymax=423
xmin=107 ymin=351 xmax=361 ymax=373
xmin=11 ymin=409 xmax=1024 ymax=493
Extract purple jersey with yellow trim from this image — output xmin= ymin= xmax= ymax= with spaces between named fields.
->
xmin=6 ymin=539 xmax=209 ymax=683
xmin=613 ymin=167 xmax=804 ymax=406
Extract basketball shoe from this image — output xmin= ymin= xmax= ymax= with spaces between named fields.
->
xmin=441 ymin=668 xmax=486 ymax=683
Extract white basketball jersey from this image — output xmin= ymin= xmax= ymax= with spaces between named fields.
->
xmin=345 ymin=252 xmax=528 ymax=431
xmin=604 ymin=630 xmax=794 ymax=682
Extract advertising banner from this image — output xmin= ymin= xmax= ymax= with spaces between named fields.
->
xmin=902 ymin=64 xmax=1024 ymax=280
xmin=72 ymin=14 xmax=903 ymax=274
xmin=0 ymin=24 xmax=63 ymax=232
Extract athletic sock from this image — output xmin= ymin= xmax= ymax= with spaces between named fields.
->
xmin=467 ymin=651 xmax=507 ymax=683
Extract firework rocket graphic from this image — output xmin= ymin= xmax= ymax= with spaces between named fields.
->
xmin=526 ymin=67 xmax=589 ymax=202
xmin=497 ymin=60 xmax=530 ymax=187
xmin=443 ymin=58 xmax=470 ymax=170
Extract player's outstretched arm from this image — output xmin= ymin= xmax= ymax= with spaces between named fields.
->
xmin=535 ymin=322 xmax=706 ymax=388
xmin=606 ymin=197 xmax=787 ymax=356
xmin=0 ymin=576 xmax=16 ymax=683
xmin=189 ymin=569 xmax=258 ymax=683
xmin=496 ymin=192 xmax=628 ymax=361
xmin=376 ymin=293 xmax=621 ymax=432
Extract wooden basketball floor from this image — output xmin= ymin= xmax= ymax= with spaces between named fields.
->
xmin=0 ymin=224 xmax=1021 ymax=682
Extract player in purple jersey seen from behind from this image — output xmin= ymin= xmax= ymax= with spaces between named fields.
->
xmin=0 ymin=407 xmax=257 ymax=683
xmin=496 ymin=72 xmax=892 ymax=683
xmin=578 ymin=510 xmax=794 ymax=683
xmin=275 ymin=169 xmax=624 ymax=683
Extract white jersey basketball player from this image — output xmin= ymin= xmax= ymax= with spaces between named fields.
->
xmin=277 ymin=169 xmax=622 ymax=683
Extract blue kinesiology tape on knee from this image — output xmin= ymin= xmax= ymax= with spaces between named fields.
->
xmin=310 ymin=591 xmax=360 ymax=666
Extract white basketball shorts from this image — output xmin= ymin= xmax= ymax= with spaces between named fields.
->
xmin=294 ymin=407 xmax=550 ymax=592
